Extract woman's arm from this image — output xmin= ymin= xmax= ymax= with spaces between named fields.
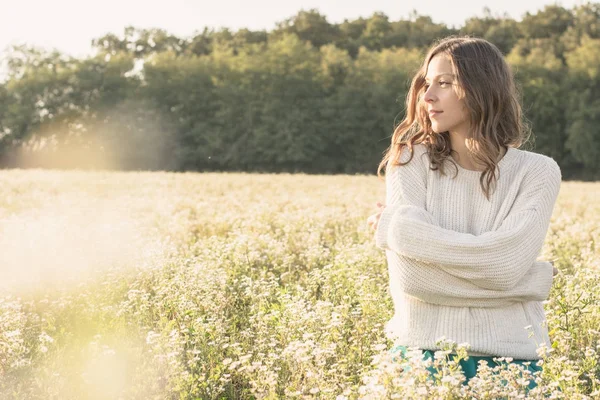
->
xmin=376 ymin=157 xmax=561 ymax=291
xmin=388 ymin=252 xmax=554 ymax=307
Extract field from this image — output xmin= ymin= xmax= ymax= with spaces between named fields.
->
xmin=0 ymin=169 xmax=598 ymax=399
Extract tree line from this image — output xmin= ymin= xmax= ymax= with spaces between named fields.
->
xmin=1 ymin=4 xmax=599 ymax=178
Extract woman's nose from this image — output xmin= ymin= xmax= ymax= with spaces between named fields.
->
xmin=423 ymin=87 xmax=435 ymax=103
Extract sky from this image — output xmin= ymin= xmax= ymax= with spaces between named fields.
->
xmin=0 ymin=0 xmax=583 ymax=59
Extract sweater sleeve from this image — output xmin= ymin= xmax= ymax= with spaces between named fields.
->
xmin=389 ymin=253 xmax=554 ymax=307
xmin=376 ymin=156 xmax=561 ymax=291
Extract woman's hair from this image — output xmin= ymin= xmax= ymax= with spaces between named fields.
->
xmin=377 ymin=36 xmax=530 ymax=200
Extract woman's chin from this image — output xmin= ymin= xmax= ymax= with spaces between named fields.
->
xmin=430 ymin=125 xmax=444 ymax=134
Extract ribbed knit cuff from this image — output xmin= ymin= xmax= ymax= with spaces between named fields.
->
xmin=375 ymin=203 xmax=401 ymax=250
xmin=533 ymin=261 xmax=555 ymax=300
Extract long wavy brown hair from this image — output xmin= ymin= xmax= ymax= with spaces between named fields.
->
xmin=377 ymin=36 xmax=531 ymax=200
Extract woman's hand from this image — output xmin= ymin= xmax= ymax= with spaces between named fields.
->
xmin=367 ymin=202 xmax=386 ymax=233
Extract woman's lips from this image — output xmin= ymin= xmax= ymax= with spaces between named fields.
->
xmin=429 ymin=110 xmax=442 ymax=118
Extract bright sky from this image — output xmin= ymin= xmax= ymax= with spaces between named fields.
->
xmin=0 ymin=0 xmax=583 ymax=58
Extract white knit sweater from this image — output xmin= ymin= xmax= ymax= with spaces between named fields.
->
xmin=375 ymin=143 xmax=561 ymax=360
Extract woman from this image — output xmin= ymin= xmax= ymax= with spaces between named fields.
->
xmin=367 ymin=36 xmax=561 ymax=388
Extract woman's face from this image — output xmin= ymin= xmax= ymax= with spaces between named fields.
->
xmin=423 ymin=54 xmax=470 ymax=136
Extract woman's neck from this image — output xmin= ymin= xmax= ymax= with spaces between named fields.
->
xmin=449 ymin=135 xmax=506 ymax=171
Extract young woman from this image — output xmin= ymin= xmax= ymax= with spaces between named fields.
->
xmin=367 ymin=36 xmax=561 ymax=388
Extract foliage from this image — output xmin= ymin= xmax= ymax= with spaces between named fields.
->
xmin=1 ymin=4 xmax=600 ymax=178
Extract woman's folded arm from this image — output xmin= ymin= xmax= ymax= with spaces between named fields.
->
xmin=386 ymin=253 xmax=554 ymax=307
xmin=376 ymin=152 xmax=561 ymax=291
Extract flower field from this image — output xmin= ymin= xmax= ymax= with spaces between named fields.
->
xmin=0 ymin=169 xmax=598 ymax=399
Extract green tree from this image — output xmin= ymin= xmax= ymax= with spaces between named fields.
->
xmin=565 ymin=86 xmax=600 ymax=175
xmin=92 ymin=26 xmax=186 ymax=58
xmin=142 ymin=50 xmax=219 ymax=171
xmin=563 ymin=36 xmax=600 ymax=176
xmin=484 ymin=19 xmax=520 ymax=54
xmin=565 ymin=35 xmax=600 ymax=78
xmin=520 ymin=5 xmax=574 ymax=39
xmin=272 ymin=9 xmax=341 ymax=49
xmin=361 ymin=12 xmax=392 ymax=51
xmin=461 ymin=7 xmax=499 ymax=38
xmin=336 ymin=18 xmax=366 ymax=57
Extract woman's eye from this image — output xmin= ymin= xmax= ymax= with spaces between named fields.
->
xmin=425 ymin=81 xmax=451 ymax=90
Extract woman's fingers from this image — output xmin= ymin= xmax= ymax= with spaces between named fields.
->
xmin=367 ymin=213 xmax=382 ymax=230
xmin=368 ymin=202 xmax=386 ymax=233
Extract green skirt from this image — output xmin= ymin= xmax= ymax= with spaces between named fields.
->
xmin=390 ymin=345 xmax=542 ymax=390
